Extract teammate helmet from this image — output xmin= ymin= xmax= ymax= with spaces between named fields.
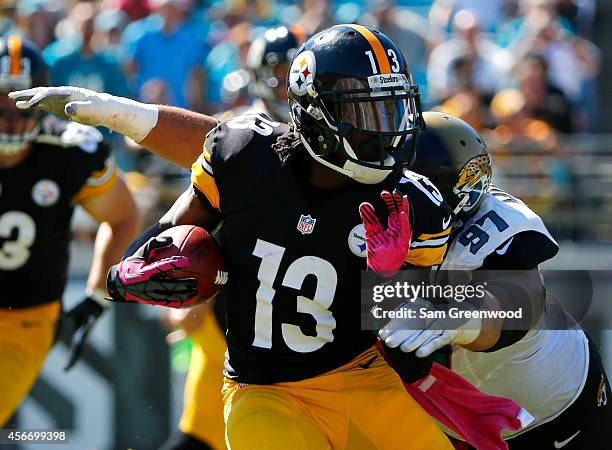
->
xmin=247 ymin=25 xmax=304 ymax=122
xmin=412 ymin=111 xmax=492 ymax=218
xmin=288 ymin=24 xmax=424 ymax=184
xmin=0 ymin=35 xmax=48 ymax=155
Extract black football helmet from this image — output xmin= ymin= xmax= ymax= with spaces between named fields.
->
xmin=288 ymin=24 xmax=424 ymax=184
xmin=0 ymin=35 xmax=48 ymax=155
xmin=412 ymin=111 xmax=492 ymax=218
xmin=246 ymin=25 xmax=304 ymax=122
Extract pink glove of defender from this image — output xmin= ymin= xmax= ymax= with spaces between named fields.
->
xmin=359 ymin=190 xmax=413 ymax=277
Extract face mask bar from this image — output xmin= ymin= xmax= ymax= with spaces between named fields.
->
xmin=0 ymin=107 xmax=41 ymax=155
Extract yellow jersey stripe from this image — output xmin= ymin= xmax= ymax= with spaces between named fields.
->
xmin=8 ymin=35 xmax=22 ymax=76
xmin=85 ymin=157 xmax=116 ymax=187
xmin=191 ymin=153 xmax=220 ymax=210
xmin=343 ymin=24 xmax=391 ymax=74
xmin=405 ymin=244 xmax=448 ymax=267
xmin=203 ymin=146 xmax=213 ymax=164
xmin=71 ymin=170 xmax=118 ymax=204
xmin=416 ymin=227 xmax=452 ymax=241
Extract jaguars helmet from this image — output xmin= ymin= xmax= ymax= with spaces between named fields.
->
xmin=0 ymin=35 xmax=48 ymax=155
xmin=247 ymin=25 xmax=304 ymax=122
xmin=412 ymin=111 xmax=492 ymax=218
xmin=288 ymin=24 xmax=424 ymax=184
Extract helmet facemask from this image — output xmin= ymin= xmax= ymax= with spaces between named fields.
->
xmin=0 ymin=95 xmax=40 ymax=156
xmin=291 ymin=74 xmax=424 ymax=184
xmin=0 ymin=36 xmax=48 ymax=156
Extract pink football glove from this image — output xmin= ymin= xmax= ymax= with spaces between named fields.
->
xmin=359 ymin=190 xmax=413 ymax=277
xmin=107 ymin=236 xmax=198 ymax=308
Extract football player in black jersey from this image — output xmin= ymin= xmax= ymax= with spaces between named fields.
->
xmin=381 ymin=112 xmax=612 ymax=449
xmin=11 ymin=25 xmax=454 ymax=449
xmin=0 ymin=36 xmax=139 ymax=426
xmin=160 ymin=25 xmax=306 ymax=450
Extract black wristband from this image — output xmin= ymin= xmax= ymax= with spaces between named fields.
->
xmin=123 ymin=221 xmax=166 ymax=259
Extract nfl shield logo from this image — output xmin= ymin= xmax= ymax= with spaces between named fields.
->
xmin=297 ymin=214 xmax=316 ymax=235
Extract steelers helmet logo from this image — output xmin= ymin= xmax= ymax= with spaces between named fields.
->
xmin=289 ymin=50 xmax=316 ymax=96
xmin=348 ymin=224 xmax=367 ymax=257
xmin=32 ymin=179 xmax=60 ymax=207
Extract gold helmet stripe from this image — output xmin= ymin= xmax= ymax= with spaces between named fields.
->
xmin=342 ymin=24 xmax=391 ymax=74
xmin=8 ymin=35 xmax=22 ymax=76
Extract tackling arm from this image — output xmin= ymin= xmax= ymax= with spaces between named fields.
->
xmin=139 ymin=106 xmax=217 ymax=168
xmin=466 ymin=268 xmax=545 ymax=352
xmin=9 ymin=87 xmax=217 ymax=168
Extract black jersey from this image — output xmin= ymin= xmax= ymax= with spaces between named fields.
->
xmin=0 ymin=118 xmax=116 ymax=308
xmin=191 ymin=112 xmax=452 ymax=384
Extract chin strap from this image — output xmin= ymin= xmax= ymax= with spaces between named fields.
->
xmin=299 ymin=132 xmax=395 ymax=185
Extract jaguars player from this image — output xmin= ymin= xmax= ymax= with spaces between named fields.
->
xmin=11 ymin=25 xmax=454 ymax=449
xmin=160 ymin=25 xmax=306 ymax=450
xmin=380 ymin=112 xmax=611 ymax=449
xmin=0 ymin=36 xmax=138 ymax=426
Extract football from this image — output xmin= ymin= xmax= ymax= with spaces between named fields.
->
xmin=149 ymin=225 xmax=228 ymax=304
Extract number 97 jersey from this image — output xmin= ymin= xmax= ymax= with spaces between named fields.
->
xmin=191 ymin=113 xmax=452 ymax=384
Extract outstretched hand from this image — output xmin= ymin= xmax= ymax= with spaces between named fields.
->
xmin=9 ymin=86 xmax=108 ymax=124
xmin=359 ymin=189 xmax=413 ymax=277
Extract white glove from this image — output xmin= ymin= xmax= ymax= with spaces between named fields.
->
xmin=9 ymin=86 xmax=158 ymax=142
xmin=378 ymin=300 xmax=481 ymax=358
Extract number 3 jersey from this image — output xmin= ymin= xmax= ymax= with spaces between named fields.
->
xmin=0 ymin=118 xmax=116 ymax=308
xmin=191 ymin=113 xmax=452 ymax=384
xmin=441 ymin=188 xmax=589 ymax=437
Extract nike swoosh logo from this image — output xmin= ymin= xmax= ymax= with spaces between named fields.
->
xmin=359 ymin=356 xmax=377 ymax=369
xmin=554 ymin=430 xmax=581 ymax=448
xmin=495 ymin=237 xmax=514 ymax=255
xmin=442 ymin=216 xmax=451 ymax=229
xmin=123 ymin=270 xmax=142 ymax=280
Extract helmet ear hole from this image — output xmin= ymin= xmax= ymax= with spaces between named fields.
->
xmin=299 ymin=107 xmax=338 ymax=156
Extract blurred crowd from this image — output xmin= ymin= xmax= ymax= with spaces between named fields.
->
xmin=0 ymin=0 xmax=603 ymax=235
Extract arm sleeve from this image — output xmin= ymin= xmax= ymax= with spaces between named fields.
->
xmin=395 ymin=171 xmax=453 ymax=267
xmin=402 ymin=192 xmax=452 ymax=267
xmin=480 ymin=231 xmax=559 ymax=270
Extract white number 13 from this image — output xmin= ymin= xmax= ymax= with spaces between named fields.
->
xmin=252 ymin=239 xmax=337 ymax=353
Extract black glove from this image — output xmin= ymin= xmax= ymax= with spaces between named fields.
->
xmin=63 ymin=297 xmax=105 ymax=371
xmin=106 ymin=236 xmax=198 ymax=307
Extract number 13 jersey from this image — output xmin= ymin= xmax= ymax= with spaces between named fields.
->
xmin=191 ymin=113 xmax=452 ymax=384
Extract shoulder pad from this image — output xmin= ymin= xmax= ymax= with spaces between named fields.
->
xmin=214 ymin=106 xmax=264 ymax=123
xmin=204 ymin=111 xmax=288 ymax=169
xmin=442 ymin=191 xmax=557 ymax=270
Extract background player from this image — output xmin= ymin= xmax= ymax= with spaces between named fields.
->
xmin=11 ymin=25 xmax=455 ymax=449
xmin=0 ymin=36 xmax=138 ymax=426
xmin=380 ymin=111 xmax=612 ymax=449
